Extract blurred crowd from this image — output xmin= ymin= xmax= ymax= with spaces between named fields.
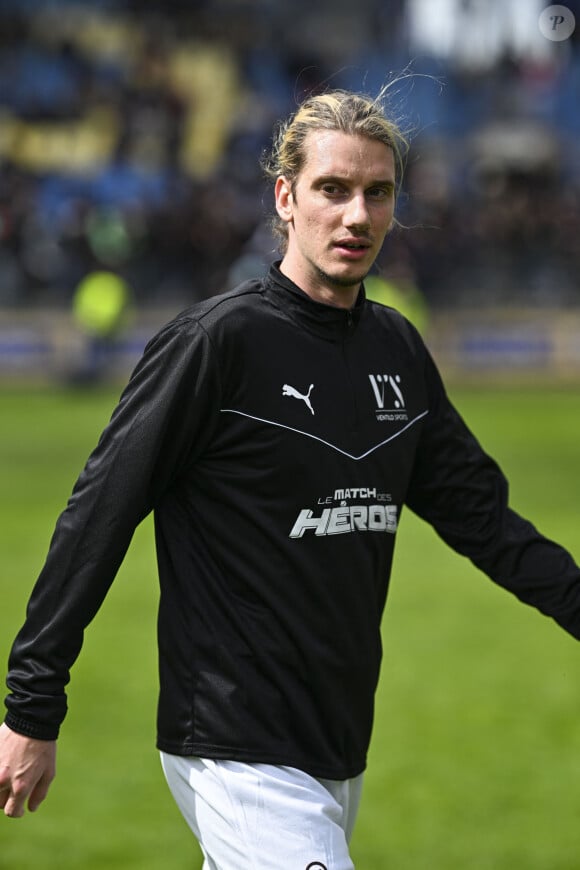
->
xmin=0 ymin=0 xmax=579 ymax=311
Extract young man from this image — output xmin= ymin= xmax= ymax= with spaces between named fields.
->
xmin=1 ymin=90 xmax=580 ymax=869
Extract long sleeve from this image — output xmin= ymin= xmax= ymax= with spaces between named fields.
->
xmin=405 ymin=350 xmax=580 ymax=639
xmin=4 ymin=316 xmax=220 ymax=739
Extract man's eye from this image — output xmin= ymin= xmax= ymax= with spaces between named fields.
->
xmin=368 ymin=187 xmax=392 ymax=199
xmin=322 ymin=184 xmax=342 ymax=196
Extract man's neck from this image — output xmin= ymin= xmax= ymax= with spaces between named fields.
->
xmin=278 ymin=258 xmax=360 ymax=310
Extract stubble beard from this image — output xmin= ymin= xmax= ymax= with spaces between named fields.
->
xmin=315 ymin=264 xmax=369 ymax=291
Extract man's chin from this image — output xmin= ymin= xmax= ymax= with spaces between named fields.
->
xmin=316 ymin=266 xmax=368 ymax=290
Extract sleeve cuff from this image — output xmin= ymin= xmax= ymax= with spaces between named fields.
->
xmin=4 ymin=712 xmax=59 ymax=741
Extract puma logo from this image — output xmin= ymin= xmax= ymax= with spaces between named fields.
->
xmin=282 ymin=383 xmax=315 ymax=415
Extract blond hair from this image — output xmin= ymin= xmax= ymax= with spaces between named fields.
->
xmin=262 ymin=87 xmax=410 ymax=251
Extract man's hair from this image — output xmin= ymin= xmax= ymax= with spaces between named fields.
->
xmin=261 ymin=87 xmax=410 ymax=252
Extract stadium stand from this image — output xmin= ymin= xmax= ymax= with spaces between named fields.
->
xmin=0 ymin=0 xmax=579 ymax=379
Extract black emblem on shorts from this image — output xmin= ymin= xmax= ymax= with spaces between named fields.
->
xmin=305 ymin=863 xmax=328 ymax=870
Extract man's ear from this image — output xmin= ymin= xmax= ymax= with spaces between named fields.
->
xmin=275 ymin=176 xmax=294 ymax=223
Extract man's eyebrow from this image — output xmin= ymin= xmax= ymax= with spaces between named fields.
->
xmin=369 ymin=178 xmax=396 ymax=189
xmin=314 ymin=174 xmax=395 ymax=187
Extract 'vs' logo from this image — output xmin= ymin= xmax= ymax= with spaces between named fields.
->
xmin=369 ymin=374 xmax=406 ymax=411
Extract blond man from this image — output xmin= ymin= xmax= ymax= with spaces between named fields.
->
xmin=2 ymin=90 xmax=580 ymax=870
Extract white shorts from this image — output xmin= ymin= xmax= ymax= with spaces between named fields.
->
xmin=160 ymin=753 xmax=363 ymax=870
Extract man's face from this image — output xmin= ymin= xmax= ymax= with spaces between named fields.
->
xmin=275 ymin=129 xmax=396 ymax=307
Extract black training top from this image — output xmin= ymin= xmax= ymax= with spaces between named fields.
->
xmin=5 ymin=264 xmax=580 ymax=779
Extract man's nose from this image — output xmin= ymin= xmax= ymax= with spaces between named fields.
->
xmin=343 ymin=194 xmax=370 ymax=229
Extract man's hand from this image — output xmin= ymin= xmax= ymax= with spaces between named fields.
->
xmin=0 ymin=722 xmax=56 ymax=818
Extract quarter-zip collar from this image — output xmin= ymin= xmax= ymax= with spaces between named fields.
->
xmin=264 ymin=262 xmax=365 ymax=342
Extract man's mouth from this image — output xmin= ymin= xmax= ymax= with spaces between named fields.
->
xmin=334 ymin=239 xmax=372 ymax=257
xmin=334 ymin=239 xmax=372 ymax=250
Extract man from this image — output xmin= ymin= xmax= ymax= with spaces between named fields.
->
xmin=1 ymin=89 xmax=580 ymax=869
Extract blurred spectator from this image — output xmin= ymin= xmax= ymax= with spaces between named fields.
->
xmin=71 ymin=268 xmax=132 ymax=383
xmin=365 ymin=259 xmax=429 ymax=334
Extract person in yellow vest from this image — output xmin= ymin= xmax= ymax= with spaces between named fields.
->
xmin=71 ymin=270 xmax=132 ymax=383
xmin=364 ymin=264 xmax=429 ymax=335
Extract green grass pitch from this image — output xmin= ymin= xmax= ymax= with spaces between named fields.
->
xmin=1 ymin=384 xmax=579 ymax=868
